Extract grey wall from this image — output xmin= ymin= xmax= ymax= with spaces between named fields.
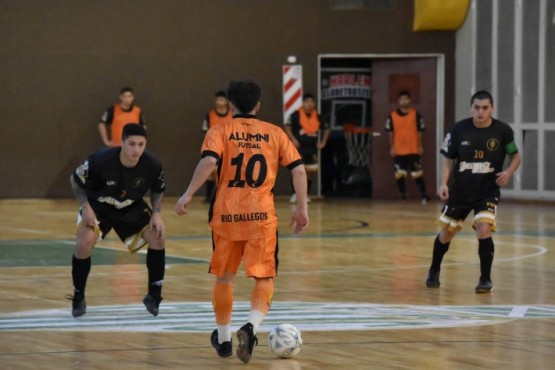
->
xmin=0 ymin=0 xmax=456 ymax=198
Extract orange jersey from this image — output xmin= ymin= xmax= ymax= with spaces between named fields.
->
xmin=386 ymin=108 xmax=425 ymax=156
xmin=111 ymin=105 xmax=143 ymax=146
xmin=202 ymin=114 xmax=302 ymax=241
xmin=298 ymin=108 xmax=320 ymax=135
xmin=209 ymin=109 xmax=232 ymax=128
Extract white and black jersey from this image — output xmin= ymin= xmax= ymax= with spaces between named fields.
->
xmin=441 ymin=118 xmax=518 ymax=203
xmin=73 ymin=147 xmax=165 ymax=213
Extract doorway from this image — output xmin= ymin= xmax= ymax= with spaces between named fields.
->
xmin=317 ymin=54 xmax=444 ymax=199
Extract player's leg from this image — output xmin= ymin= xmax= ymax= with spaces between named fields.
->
xmin=209 ymin=233 xmax=243 ymax=358
xmin=113 ymin=203 xmax=166 ymax=315
xmin=394 ymin=156 xmax=408 ymax=199
xmin=236 ymin=234 xmax=278 ymax=363
xmin=427 ymin=203 xmax=470 ymax=288
xmin=69 ymin=215 xmax=102 ymax=317
xmin=142 ymin=226 xmax=166 ymax=315
xmin=473 ymin=198 xmax=497 ymax=293
xmin=409 ymin=155 xmax=430 ymax=203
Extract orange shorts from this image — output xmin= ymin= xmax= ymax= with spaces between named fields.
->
xmin=210 ymin=232 xmax=278 ymax=279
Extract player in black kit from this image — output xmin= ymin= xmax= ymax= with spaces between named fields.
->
xmin=68 ymin=124 xmax=167 ymax=317
xmin=426 ymin=91 xmax=521 ymax=293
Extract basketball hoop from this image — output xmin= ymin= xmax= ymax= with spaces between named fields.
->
xmin=343 ymin=124 xmax=372 ymax=167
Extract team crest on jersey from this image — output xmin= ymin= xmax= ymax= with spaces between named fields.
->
xmin=487 ymin=138 xmax=499 ymax=151
xmin=132 ymin=177 xmax=145 ymax=188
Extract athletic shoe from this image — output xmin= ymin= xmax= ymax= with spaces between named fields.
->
xmin=143 ymin=294 xmax=163 ymax=316
xmin=400 ymin=193 xmax=407 ymax=200
xmin=421 ymin=195 xmax=431 ymax=205
xmin=236 ymin=323 xmax=258 ymax=363
xmin=289 ymin=194 xmax=296 ymax=204
xmin=211 ymin=329 xmax=233 ymax=358
xmin=475 ymin=279 xmax=493 ymax=293
xmin=426 ymin=271 xmax=440 ymax=288
xmin=66 ymin=293 xmax=86 ymax=318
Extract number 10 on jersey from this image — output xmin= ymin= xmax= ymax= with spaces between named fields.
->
xmin=228 ymin=153 xmax=268 ymax=188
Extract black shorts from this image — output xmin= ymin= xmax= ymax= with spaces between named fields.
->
xmin=89 ymin=200 xmax=152 ymax=242
xmin=438 ymin=195 xmax=498 ymax=232
xmin=298 ymin=135 xmax=318 ymax=164
xmin=394 ymin=155 xmax=423 ymax=174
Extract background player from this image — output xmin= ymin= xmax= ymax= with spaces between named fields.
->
xmin=201 ymin=90 xmax=233 ymax=203
xmin=98 ymin=87 xmax=147 ymax=147
xmin=69 ymin=124 xmax=166 ymax=317
xmin=284 ymin=93 xmax=329 ymax=203
xmin=426 ymin=90 xmax=521 ymax=293
xmin=175 ymin=80 xmax=308 ymax=363
xmin=385 ymin=90 xmax=430 ymax=203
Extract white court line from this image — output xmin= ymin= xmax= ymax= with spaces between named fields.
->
xmin=0 ymin=225 xmax=50 ymax=235
xmin=508 ymin=306 xmax=530 ymax=318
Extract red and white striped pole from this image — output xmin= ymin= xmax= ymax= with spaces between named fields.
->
xmin=282 ymin=64 xmax=303 ymax=123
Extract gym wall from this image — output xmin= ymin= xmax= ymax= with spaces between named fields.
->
xmin=0 ymin=0 xmax=455 ymax=197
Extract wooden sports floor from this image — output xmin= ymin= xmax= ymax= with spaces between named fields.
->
xmin=0 ymin=198 xmax=554 ymax=369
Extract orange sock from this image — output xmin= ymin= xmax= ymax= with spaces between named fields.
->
xmin=248 ymin=278 xmax=274 ymax=334
xmin=213 ymin=281 xmax=233 ymax=325
xmin=251 ymin=278 xmax=274 ymax=315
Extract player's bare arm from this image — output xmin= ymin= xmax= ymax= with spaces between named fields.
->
xmin=496 ymin=152 xmax=521 ymax=186
xmin=317 ymin=128 xmax=330 ymax=150
xmin=438 ymin=157 xmax=453 ymax=201
xmin=175 ymin=156 xmax=218 ymax=215
xmin=284 ymin=125 xmax=300 ymax=148
xmin=149 ymin=192 xmax=165 ymax=238
xmin=70 ymin=175 xmax=96 ymax=227
xmin=290 ymin=165 xmax=309 ymax=233
xmin=388 ymin=132 xmax=395 ymax=157
xmin=98 ymin=122 xmax=113 ymax=147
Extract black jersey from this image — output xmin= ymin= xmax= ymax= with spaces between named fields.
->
xmin=73 ymin=147 xmax=165 ymax=213
xmin=440 ymin=118 xmax=518 ymax=203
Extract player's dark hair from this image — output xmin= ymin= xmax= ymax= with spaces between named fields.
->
xmin=303 ymin=93 xmax=316 ymax=101
xmin=227 ymin=80 xmax=262 ymax=114
xmin=215 ymin=90 xmax=227 ymax=99
xmin=120 ymin=86 xmax=134 ymax=95
xmin=398 ymin=90 xmax=411 ymax=98
xmin=122 ymin=123 xmax=147 ymax=141
xmin=471 ymin=90 xmax=494 ymax=106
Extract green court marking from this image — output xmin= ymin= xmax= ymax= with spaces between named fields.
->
xmin=0 ymin=240 xmax=205 ymax=268
xmin=1 ymin=302 xmax=554 ymax=333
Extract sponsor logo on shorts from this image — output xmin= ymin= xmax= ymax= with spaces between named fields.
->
xmin=106 ymin=180 xmax=117 ymax=186
xmin=461 ymin=140 xmax=471 ymax=146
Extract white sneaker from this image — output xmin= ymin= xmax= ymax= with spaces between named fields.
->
xmin=307 ymin=196 xmax=312 ymax=203
xmin=289 ymin=194 xmax=296 ymax=204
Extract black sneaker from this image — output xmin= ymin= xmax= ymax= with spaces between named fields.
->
xmin=143 ymin=294 xmax=163 ymax=316
xmin=421 ymin=195 xmax=431 ymax=205
xmin=211 ymin=329 xmax=232 ymax=358
xmin=400 ymin=193 xmax=408 ymax=200
xmin=475 ymin=279 xmax=493 ymax=293
xmin=66 ymin=293 xmax=86 ymax=317
xmin=236 ymin=323 xmax=258 ymax=363
xmin=426 ymin=271 xmax=440 ymax=288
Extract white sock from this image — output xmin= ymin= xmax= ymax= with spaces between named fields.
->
xmin=248 ymin=310 xmax=265 ymax=334
xmin=217 ymin=324 xmax=231 ymax=344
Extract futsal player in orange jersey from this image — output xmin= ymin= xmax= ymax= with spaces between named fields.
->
xmin=98 ymin=87 xmax=147 ymax=147
xmin=175 ymin=80 xmax=309 ymax=363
